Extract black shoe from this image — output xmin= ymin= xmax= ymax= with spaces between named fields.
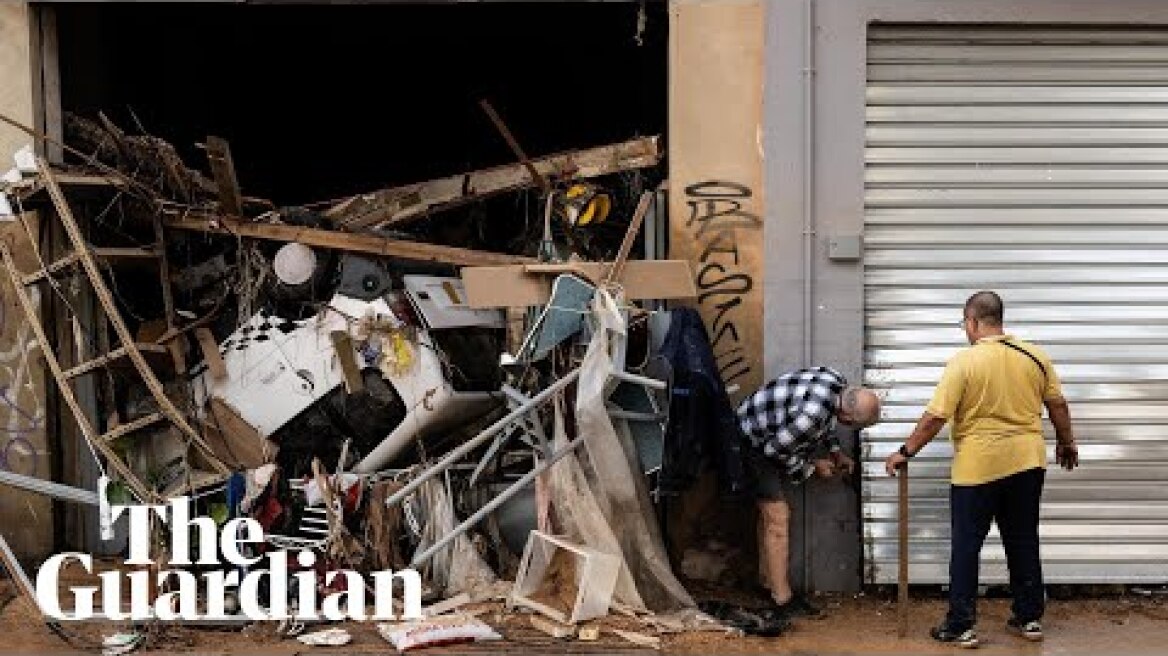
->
xmin=699 ymin=600 xmax=790 ymax=637
xmin=1006 ymin=617 xmax=1043 ymax=642
xmin=770 ymin=594 xmax=824 ymax=619
xmin=930 ymin=622 xmax=979 ymax=649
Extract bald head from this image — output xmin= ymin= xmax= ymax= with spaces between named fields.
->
xmin=965 ymin=291 xmax=1004 ymax=327
xmin=839 ymin=387 xmax=882 ymax=428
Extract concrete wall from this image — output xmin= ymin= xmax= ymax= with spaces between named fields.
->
xmin=0 ymin=2 xmax=54 ymax=561
xmin=763 ymin=0 xmax=1168 ymax=592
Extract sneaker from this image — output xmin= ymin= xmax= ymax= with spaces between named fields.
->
xmin=699 ymin=600 xmax=790 ymax=637
xmin=772 ymin=594 xmax=824 ymax=619
xmin=1006 ymin=618 xmax=1043 ymax=642
xmin=930 ymin=623 xmax=980 ymax=649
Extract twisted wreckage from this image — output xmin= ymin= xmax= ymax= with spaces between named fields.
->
xmin=0 ymin=110 xmax=757 ymax=650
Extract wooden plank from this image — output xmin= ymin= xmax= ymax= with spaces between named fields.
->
xmin=100 ymin=412 xmax=164 ymax=443
xmin=149 ymin=213 xmax=176 ymax=330
xmin=479 ymin=99 xmax=548 ymax=191
xmin=898 ymin=463 xmax=910 ymax=638
xmin=39 ymin=5 xmax=63 ymax=164
xmin=195 ymin=327 xmax=227 ymax=381
xmin=165 ymin=214 xmax=535 ymax=267
xmin=92 ymin=246 xmax=158 ymax=261
xmin=205 ymin=136 xmax=243 ymax=216
xmin=20 ymin=246 xmax=156 ymax=285
xmin=325 ymin=136 xmax=661 ymax=230
xmin=0 ymin=532 xmax=39 ymax=617
xmin=461 ymin=260 xmax=697 ymax=308
xmin=611 ymin=629 xmax=661 ymax=650
xmin=200 ymin=398 xmax=268 ymax=470
xmin=329 ymin=331 xmax=364 ymax=394
xmin=2 ymin=173 xmax=122 ymax=206
xmin=604 ymin=191 xmax=654 ymax=285
xmin=62 ymin=343 xmax=168 ymax=380
xmin=530 ymin=615 xmax=575 ymax=639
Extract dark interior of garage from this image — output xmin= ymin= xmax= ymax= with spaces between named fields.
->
xmin=55 ymin=2 xmax=668 ymax=205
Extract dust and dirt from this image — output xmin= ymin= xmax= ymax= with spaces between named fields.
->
xmin=0 ymin=580 xmax=1163 ymax=655
xmin=526 ymin=549 xmax=580 ymax=619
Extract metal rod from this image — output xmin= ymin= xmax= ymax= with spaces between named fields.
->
xmin=0 ymin=469 xmax=99 ymax=506
xmin=898 ymin=462 xmax=909 ymax=638
xmin=606 ymin=408 xmax=662 ymax=422
xmin=410 ymin=434 xmax=587 ymax=567
xmin=609 ymin=369 xmax=666 ymax=391
xmin=384 ymin=368 xmax=581 ymax=509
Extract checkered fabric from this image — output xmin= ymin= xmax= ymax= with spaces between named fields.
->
xmin=736 ymin=366 xmax=847 ymax=480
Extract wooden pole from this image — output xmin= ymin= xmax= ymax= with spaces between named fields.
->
xmin=478 ymin=99 xmax=549 ymax=192
xmin=898 ymin=462 xmax=910 ymax=638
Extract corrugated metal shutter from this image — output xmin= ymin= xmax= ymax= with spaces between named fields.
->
xmin=863 ymin=25 xmax=1168 ymax=584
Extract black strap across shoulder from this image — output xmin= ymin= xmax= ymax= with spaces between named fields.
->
xmin=1000 ymin=340 xmax=1046 ymax=379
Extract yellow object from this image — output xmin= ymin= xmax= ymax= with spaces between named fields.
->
xmin=378 ymin=331 xmax=414 ymax=377
xmin=560 ymin=184 xmax=611 ymax=227
xmin=925 ymin=335 xmax=1063 ymax=486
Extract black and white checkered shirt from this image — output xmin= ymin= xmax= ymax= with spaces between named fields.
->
xmin=736 ymin=367 xmax=847 ymax=480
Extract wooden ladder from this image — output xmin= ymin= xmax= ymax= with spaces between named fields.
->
xmin=0 ymin=159 xmax=228 ymax=501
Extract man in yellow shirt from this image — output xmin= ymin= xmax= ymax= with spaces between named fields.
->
xmin=884 ymin=291 xmax=1078 ymax=649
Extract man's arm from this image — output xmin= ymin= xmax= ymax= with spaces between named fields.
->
xmin=1045 ymin=396 xmax=1078 ymax=470
xmin=883 ymin=412 xmax=947 ymax=476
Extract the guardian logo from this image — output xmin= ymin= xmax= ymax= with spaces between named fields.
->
xmin=35 ymin=481 xmax=422 ymax=622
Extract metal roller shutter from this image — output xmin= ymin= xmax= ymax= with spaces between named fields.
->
xmin=863 ymin=25 xmax=1168 ymax=584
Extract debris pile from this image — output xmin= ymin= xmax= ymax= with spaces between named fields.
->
xmin=0 ymin=106 xmax=743 ymax=652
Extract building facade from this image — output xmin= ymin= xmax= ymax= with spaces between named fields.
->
xmin=762 ymin=0 xmax=1168 ymax=591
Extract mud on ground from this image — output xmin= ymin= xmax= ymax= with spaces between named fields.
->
xmin=0 ymin=580 xmax=1163 ymax=655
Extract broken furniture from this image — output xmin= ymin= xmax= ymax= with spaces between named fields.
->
xmin=381 ymin=360 xmax=666 ymax=569
xmin=194 ymin=276 xmax=504 ymax=476
xmin=511 ymin=531 xmax=621 ymax=625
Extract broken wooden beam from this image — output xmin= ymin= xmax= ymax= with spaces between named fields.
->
xmin=530 ymin=615 xmax=576 ymax=639
xmin=604 ymin=191 xmax=654 ymax=285
xmin=330 ymin=331 xmax=365 ymax=394
xmin=164 ymin=213 xmax=535 ymax=267
xmin=205 ymin=136 xmax=243 ymax=216
xmin=195 ymin=327 xmax=227 ymax=381
xmin=461 ymin=259 xmax=697 ymax=308
xmin=324 ymin=135 xmax=661 ymax=231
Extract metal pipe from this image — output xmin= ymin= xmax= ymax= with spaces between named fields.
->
xmin=801 ymin=0 xmax=817 ymax=595
xmin=0 ymin=469 xmax=99 ymax=506
xmin=609 ymin=369 xmax=667 ymax=391
xmin=410 ymin=434 xmax=587 ymax=567
xmin=384 ymin=368 xmax=581 ymax=509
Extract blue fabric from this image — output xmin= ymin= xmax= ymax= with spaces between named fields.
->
xmin=226 ymin=471 xmax=247 ymax=520
xmin=658 ymin=307 xmax=747 ymax=496
xmin=948 ymin=467 xmax=1046 ymax=629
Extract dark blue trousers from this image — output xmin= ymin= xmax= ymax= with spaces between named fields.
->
xmin=947 ymin=467 xmax=1046 ymax=630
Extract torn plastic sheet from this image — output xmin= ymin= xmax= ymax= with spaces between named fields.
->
xmin=411 ymin=478 xmax=497 ymax=598
xmin=545 ymin=395 xmax=645 ymax=610
xmin=572 ymin=288 xmax=694 ymax=612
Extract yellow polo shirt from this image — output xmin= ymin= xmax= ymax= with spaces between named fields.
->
xmin=926 ymin=335 xmax=1063 ymax=486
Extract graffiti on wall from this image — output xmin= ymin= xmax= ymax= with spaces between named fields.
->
xmin=684 ymin=180 xmax=761 ymax=387
xmin=0 ymin=285 xmax=43 ymax=475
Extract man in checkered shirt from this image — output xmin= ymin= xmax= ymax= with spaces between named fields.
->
xmin=737 ymin=367 xmax=881 ymax=621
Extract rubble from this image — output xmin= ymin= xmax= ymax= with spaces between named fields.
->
xmin=0 ymin=107 xmax=738 ymax=652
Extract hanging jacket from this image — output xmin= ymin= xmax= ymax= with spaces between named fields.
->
xmin=658 ymin=307 xmax=749 ymax=496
